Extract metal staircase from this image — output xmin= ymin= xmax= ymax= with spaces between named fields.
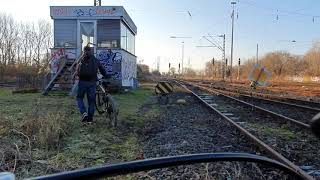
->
xmin=42 ymin=57 xmax=75 ymax=95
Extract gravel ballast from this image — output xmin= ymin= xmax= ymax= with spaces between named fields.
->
xmin=135 ymin=86 xmax=294 ymax=179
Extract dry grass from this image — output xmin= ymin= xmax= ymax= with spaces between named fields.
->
xmin=21 ymin=113 xmax=66 ymax=150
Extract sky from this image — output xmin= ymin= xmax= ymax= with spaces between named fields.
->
xmin=1 ymin=0 xmax=320 ymax=72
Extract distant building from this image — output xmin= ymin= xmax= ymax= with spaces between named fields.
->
xmin=44 ymin=6 xmax=137 ymax=94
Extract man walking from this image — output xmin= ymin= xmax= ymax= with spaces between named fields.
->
xmin=76 ymin=46 xmax=110 ymax=123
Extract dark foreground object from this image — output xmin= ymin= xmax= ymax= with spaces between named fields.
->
xmin=311 ymin=113 xmax=320 ymax=138
xmin=29 ymin=153 xmax=303 ymax=180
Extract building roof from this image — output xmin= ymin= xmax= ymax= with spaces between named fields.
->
xmin=50 ymin=6 xmax=137 ymax=34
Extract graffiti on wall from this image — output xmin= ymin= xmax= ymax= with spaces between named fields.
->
xmin=97 ymin=49 xmax=137 ymax=86
xmin=122 ymin=57 xmax=136 ymax=80
xmin=51 ymin=48 xmax=65 ymax=60
xmin=50 ymin=48 xmax=66 ymax=73
xmin=97 ymin=49 xmax=122 ymax=80
xmin=73 ymin=8 xmax=116 ymax=17
xmin=51 ymin=7 xmax=120 ymax=18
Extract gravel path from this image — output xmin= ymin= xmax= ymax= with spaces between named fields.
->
xmin=137 ymin=86 xmax=293 ymax=179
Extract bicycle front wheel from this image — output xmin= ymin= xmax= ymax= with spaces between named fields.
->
xmin=95 ymin=87 xmax=107 ymax=114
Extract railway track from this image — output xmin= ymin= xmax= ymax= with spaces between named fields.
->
xmin=186 ymin=81 xmax=320 ymax=129
xmin=191 ymin=79 xmax=320 ymax=109
xmin=176 ymin=80 xmax=320 ymax=180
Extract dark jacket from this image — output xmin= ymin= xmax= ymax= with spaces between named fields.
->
xmin=77 ymin=54 xmax=110 ymax=82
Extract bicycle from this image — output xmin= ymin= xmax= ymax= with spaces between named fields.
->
xmin=95 ymin=78 xmax=118 ymax=127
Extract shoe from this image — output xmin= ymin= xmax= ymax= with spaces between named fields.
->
xmin=87 ymin=116 xmax=93 ymax=124
xmin=81 ymin=112 xmax=88 ymax=122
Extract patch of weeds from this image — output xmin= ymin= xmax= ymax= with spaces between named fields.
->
xmin=109 ymin=135 xmax=139 ymax=161
xmin=247 ymin=122 xmax=295 ymax=140
xmin=26 ymin=113 xmax=66 ymax=149
xmin=48 ymin=151 xmax=88 ymax=170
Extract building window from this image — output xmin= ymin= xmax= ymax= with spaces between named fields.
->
xmin=97 ymin=20 xmax=120 ymax=48
xmin=121 ymin=22 xmax=127 ymax=50
xmin=98 ymin=40 xmax=119 ymax=48
xmin=121 ymin=21 xmax=135 ymax=55
xmin=112 ymin=40 xmax=118 ymax=48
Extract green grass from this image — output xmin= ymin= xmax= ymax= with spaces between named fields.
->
xmin=0 ymin=85 xmax=160 ymax=179
xmin=247 ymin=122 xmax=295 ymax=140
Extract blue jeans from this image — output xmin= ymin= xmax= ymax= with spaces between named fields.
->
xmin=76 ymin=81 xmax=96 ymax=118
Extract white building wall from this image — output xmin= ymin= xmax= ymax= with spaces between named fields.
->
xmin=121 ymin=50 xmax=137 ymax=87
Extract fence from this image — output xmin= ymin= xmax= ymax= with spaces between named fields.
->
xmin=16 ymin=73 xmax=46 ymax=90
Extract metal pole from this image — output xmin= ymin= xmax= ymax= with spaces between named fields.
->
xmin=230 ymin=2 xmax=236 ymax=81
xmin=217 ymin=34 xmax=226 ymax=80
xmin=223 ymin=34 xmax=226 ymax=80
xmin=256 ymin=43 xmax=259 ymax=64
xmin=182 ymin=41 xmax=184 ymax=76
xmin=212 ymin=58 xmax=215 ymax=80
xmin=238 ymin=58 xmax=240 ymax=80
xmin=225 ymin=58 xmax=228 ymax=77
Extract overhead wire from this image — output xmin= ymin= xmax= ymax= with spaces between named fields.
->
xmin=239 ymin=0 xmax=320 ymax=20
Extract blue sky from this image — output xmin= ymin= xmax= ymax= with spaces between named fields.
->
xmin=1 ymin=0 xmax=320 ymax=72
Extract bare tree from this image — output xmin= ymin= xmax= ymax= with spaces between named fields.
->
xmin=260 ymin=51 xmax=291 ymax=77
xmin=0 ymin=14 xmax=18 ymax=78
xmin=34 ymin=20 xmax=52 ymax=70
xmin=0 ymin=12 xmax=53 ymax=81
xmin=240 ymin=57 xmax=256 ymax=78
xmin=204 ymin=61 xmax=222 ymax=78
xmin=184 ymin=67 xmax=197 ymax=78
xmin=303 ymin=42 xmax=320 ymax=76
xmin=21 ymin=23 xmax=31 ymax=65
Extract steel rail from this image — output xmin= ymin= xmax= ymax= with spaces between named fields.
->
xmin=186 ymin=81 xmax=311 ymax=129
xmin=240 ymin=94 xmax=320 ymax=112
xmin=194 ymin=81 xmax=320 ymax=112
xmin=176 ymin=81 xmax=314 ymax=180
xmin=189 ymin=79 xmax=320 ymax=108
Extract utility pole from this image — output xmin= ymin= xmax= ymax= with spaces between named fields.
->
xmin=237 ymin=58 xmax=240 ymax=80
xmin=225 ymin=58 xmax=228 ymax=77
xmin=256 ymin=43 xmax=259 ymax=64
xmin=230 ymin=1 xmax=236 ymax=81
xmin=219 ymin=34 xmax=226 ymax=80
xmin=212 ymin=57 xmax=215 ymax=80
xmin=181 ymin=41 xmax=184 ymax=76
